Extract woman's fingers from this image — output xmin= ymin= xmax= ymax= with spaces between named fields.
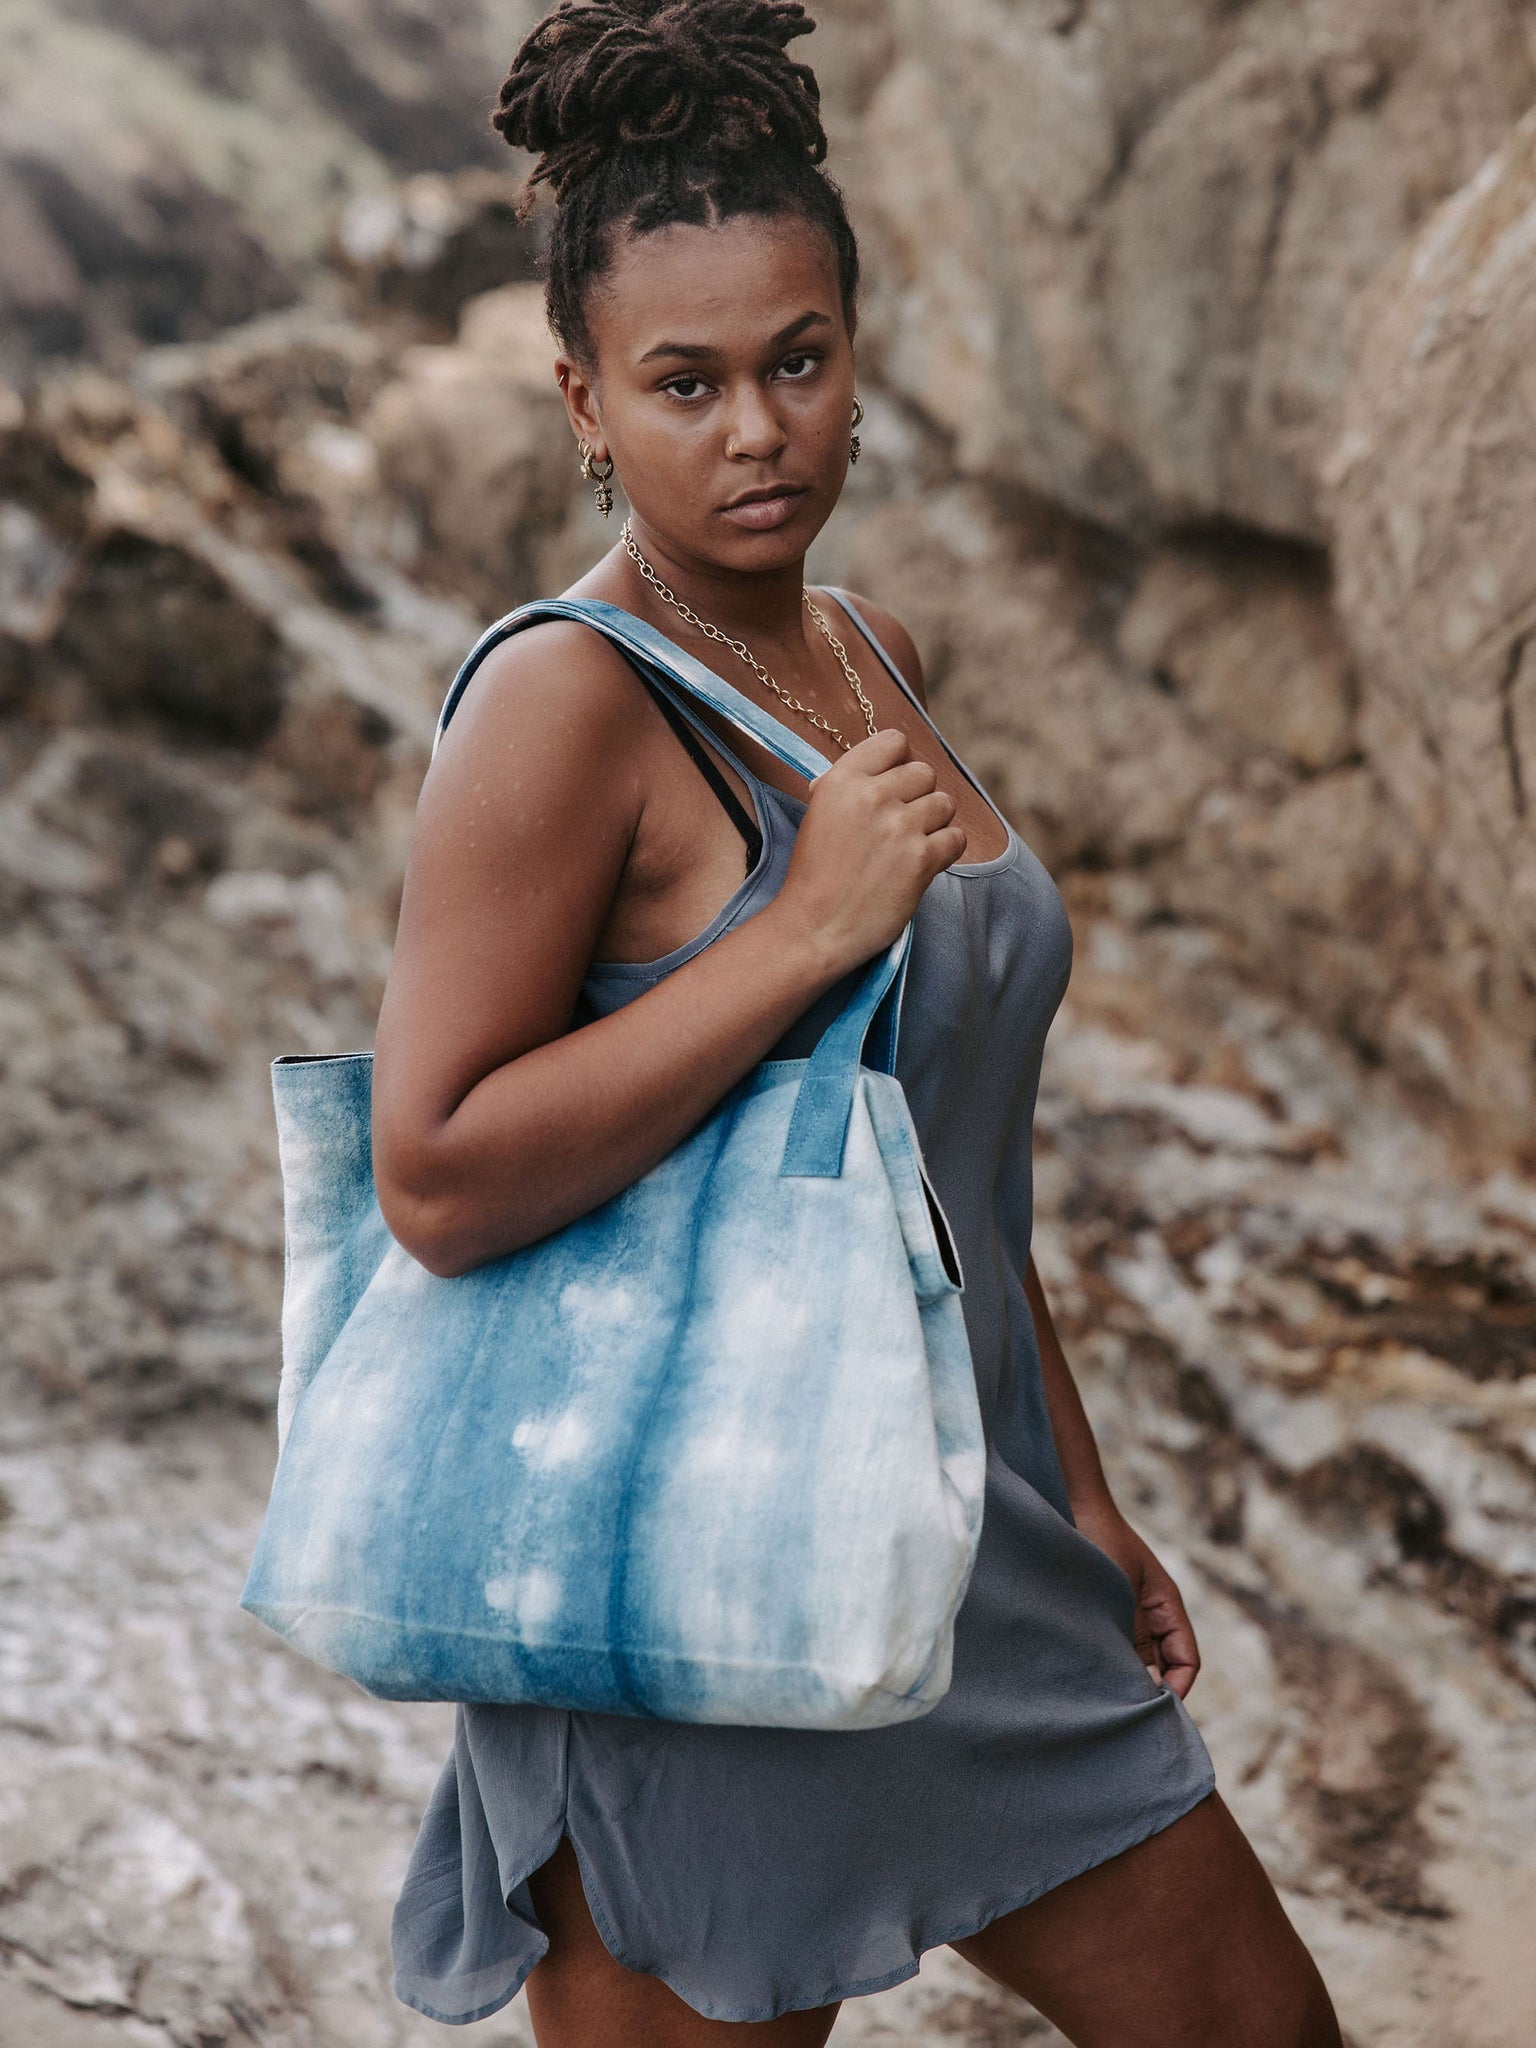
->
xmin=880 ymin=757 xmax=940 ymax=801
xmin=1132 ymin=1606 xmax=1161 ymax=1687
xmin=908 ymin=789 xmax=958 ymax=834
xmin=1155 ymin=1620 xmax=1201 ymax=1699
xmin=843 ymin=725 xmax=912 ymax=772
xmin=786 ymin=720 xmax=971 ymax=962
xmin=1140 ymin=1574 xmax=1201 ymax=1699
xmin=843 ymin=733 xmax=969 ymax=833
xmin=929 ymin=823 xmax=969 ymax=868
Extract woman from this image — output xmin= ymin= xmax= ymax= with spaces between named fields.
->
xmin=374 ymin=3 xmax=1341 ymax=2042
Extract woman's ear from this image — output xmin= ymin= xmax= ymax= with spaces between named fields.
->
xmin=555 ymin=355 xmax=605 ymax=460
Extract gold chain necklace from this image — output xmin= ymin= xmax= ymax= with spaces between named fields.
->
xmin=620 ymin=517 xmax=880 ymax=753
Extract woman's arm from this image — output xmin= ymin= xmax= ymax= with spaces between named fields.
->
xmin=371 ymin=620 xmax=964 ymax=1277
xmin=1026 ymin=1257 xmax=1201 ymax=1698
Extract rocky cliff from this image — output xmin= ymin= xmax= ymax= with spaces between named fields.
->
xmin=832 ymin=0 xmax=1536 ymax=1161
xmin=2 ymin=7 xmax=1535 ymax=2046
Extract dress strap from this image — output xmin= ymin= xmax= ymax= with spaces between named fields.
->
xmin=813 ymin=587 xmax=922 ymax=708
xmin=818 ymin=586 xmax=1016 ymax=864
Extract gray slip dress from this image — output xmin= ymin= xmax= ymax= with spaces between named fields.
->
xmin=390 ymin=594 xmax=1216 ymax=2026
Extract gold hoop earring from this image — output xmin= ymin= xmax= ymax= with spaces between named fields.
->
xmin=579 ymin=440 xmax=616 ymax=517
xmin=849 ymin=396 xmax=865 ymax=467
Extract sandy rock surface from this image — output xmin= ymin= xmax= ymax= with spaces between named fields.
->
xmin=1331 ymin=103 xmax=1536 ymax=1148
xmin=0 ymin=0 xmax=542 ymax=380
xmin=840 ymin=486 xmax=1531 ymax=1166
xmin=849 ymin=0 xmax=1536 ymax=540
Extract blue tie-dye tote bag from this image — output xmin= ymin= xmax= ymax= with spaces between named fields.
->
xmin=239 ymin=599 xmax=984 ymax=1730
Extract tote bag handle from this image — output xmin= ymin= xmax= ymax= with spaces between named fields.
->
xmin=434 ymin=596 xmax=913 ymax=1180
xmin=434 ymin=596 xmax=836 ymax=783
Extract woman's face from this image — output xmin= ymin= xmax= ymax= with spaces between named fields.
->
xmin=557 ymin=211 xmax=856 ymax=575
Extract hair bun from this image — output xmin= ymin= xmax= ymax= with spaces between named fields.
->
xmin=495 ymin=0 xmax=827 ymax=203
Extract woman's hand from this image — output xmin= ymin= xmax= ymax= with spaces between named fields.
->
xmin=1020 ymin=1263 xmax=1201 ymax=1700
xmin=770 ymin=726 xmax=968 ymax=975
xmin=1073 ymin=1500 xmax=1202 ymax=1700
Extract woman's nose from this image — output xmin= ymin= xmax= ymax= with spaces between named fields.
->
xmin=724 ymin=385 xmax=789 ymax=460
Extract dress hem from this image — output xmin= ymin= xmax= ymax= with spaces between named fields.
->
xmin=393 ymin=1765 xmax=1218 ymax=2027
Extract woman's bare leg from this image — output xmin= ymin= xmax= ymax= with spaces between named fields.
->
xmin=953 ymin=1792 xmax=1341 ymax=2048
xmin=525 ymin=1836 xmax=841 ymax=2048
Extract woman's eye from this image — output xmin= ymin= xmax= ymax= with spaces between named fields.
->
xmin=663 ymin=375 xmax=708 ymax=400
xmin=777 ymin=352 xmax=821 ymax=379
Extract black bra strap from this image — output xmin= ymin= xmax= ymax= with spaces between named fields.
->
xmin=632 ymin=667 xmax=764 ymax=875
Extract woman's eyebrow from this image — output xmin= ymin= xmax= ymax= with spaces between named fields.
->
xmin=637 ymin=309 xmax=833 ymax=366
xmin=769 ymin=310 xmax=832 ymax=345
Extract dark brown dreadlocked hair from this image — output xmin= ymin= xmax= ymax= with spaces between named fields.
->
xmin=493 ymin=0 xmax=860 ymax=363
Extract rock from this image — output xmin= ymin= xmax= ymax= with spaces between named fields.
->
xmin=140 ymin=312 xmax=395 ymax=498
xmin=852 ymin=59 xmax=999 ymax=475
xmin=204 ymin=867 xmax=361 ymax=985
xmin=366 ymin=282 xmax=602 ymax=612
xmin=0 ymin=359 xmax=455 ymax=1429
xmin=0 ymin=356 xmax=479 ymax=759
xmin=51 ymin=528 xmax=287 ymax=745
xmin=16 ymin=0 xmax=1525 ymax=552
xmin=1158 ymin=762 xmax=1476 ymax=1108
xmin=7 ymin=878 xmax=1535 ymax=2045
xmin=0 ymin=421 xmax=95 ymax=540
xmin=0 ymin=633 xmax=31 ymax=711
xmin=24 ymin=735 xmax=230 ymax=894
xmin=0 ymin=161 xmax=86 ymax=365
xmin=140 ymin=308 xmax=399 ymax=609
xmin=844 ymin=488 xmax=1225 ymax=870
xmin=0 ymin=1807 xmax=268 ymax=2032
xmin=265 ymin=690 xmax=396 ymax=818
xmin=0 ymin=499 xmax=75 ymax=645
xmin=847 ymin=0 xmax=1536 ymax=538
xmin=0 ymin=0 xmax=528 ymax=378
xmin=0 ymin=731 xmax=400 ymax=1419
xmin=337 ymin=169 xmax=543 ymax=329
xmin=1036 ymin=907 xmax=1536 ymax=2006
xmin=0 ymin=1409 xmax=478 ymax=2047
xmin=1118 ymin=543 xmax=1358 ymax=773
xmin=843 ymin=486 xmax=1535 ymax=1151
xmin=0 ymin=144 xmax=292 ymax=381
xmin=1330 ymin=105 xmax=1536 ymax=1149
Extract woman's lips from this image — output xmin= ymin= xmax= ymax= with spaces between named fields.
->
xmin=719 ymin=489 xmax=807 ymax=531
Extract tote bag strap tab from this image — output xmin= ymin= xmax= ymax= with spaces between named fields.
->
xmin=779 ymin=924 xmax=912 ymax=1179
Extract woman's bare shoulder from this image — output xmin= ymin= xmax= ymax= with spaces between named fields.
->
xmin=832 ymin=590 xmax=929 ymax=707
xmin=430 ymin=616 xmax=653 ymax=773
xmin=411 ymin=614 xmax=662 ymax=898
